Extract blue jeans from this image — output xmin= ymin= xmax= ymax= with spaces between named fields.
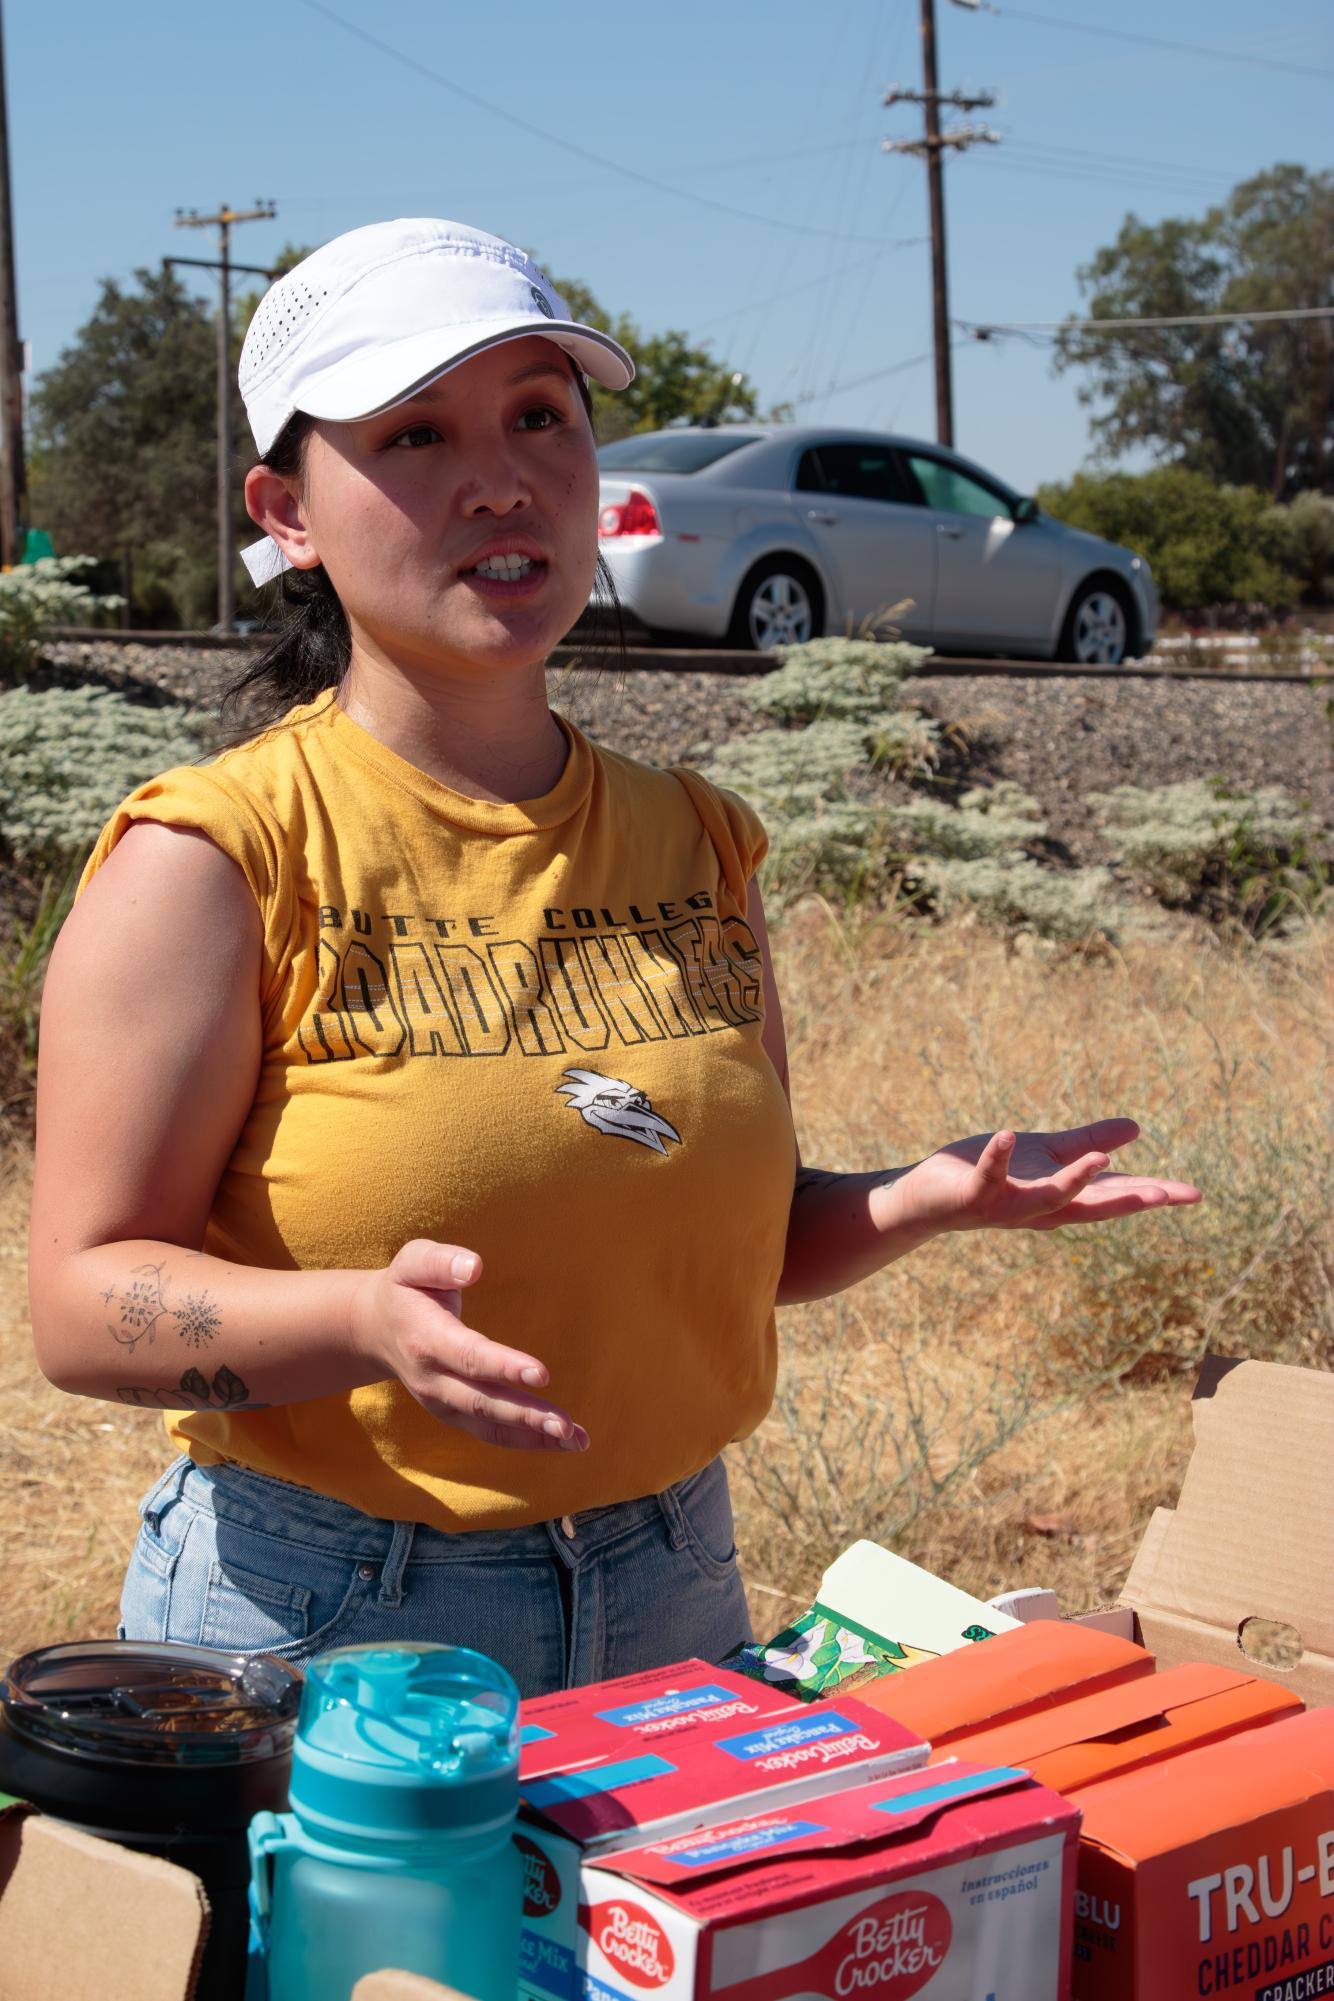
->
xmin=119 ymin=1455 xmax=753 ymax=1698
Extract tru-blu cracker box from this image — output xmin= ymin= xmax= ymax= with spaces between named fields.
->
xmin=1070 ymin=1707 xmax=1334 ymax=1999
xmin=577 ymin=1759 xmax=1080 ymax=2001
xmin=938 ymin=1660 xmax=1303 ymax=1795
xmin=516 ymin=1660 xmax=928 ymax=2001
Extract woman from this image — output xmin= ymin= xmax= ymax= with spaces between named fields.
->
xmin=28 ymin=219 xmax=1200 ymax=1696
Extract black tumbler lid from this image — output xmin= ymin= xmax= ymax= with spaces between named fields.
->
xmin=1 ymin=1641 xmax=302 ymax=1767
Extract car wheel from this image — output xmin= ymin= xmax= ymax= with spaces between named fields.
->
xmin=1058 ymin=579 xmax=1135 ymax=665
xmin=728 ymin=558 xmax=823 ymax=651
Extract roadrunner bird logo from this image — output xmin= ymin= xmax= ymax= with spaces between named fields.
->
xmin=556 ymin=1069 xmax=683 ymax=1154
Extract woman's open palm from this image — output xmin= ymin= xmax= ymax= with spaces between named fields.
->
xmin=895 ymin=1118 xmax=1202 ymax=1234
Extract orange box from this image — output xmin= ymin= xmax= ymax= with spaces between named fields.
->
xmin=1070 ymin=1707 xmax=1334 ymax=1999
xmin=856 ymin=1617 xmax=1155 ymax=1747
xmin=937 ymin=1660 xmax=1302 ymax=1794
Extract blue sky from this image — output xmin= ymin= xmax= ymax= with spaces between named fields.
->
xmin=9 ymin=0 xmax=1331 ymax=493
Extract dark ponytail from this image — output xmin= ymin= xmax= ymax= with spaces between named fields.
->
xmin=222 ymin=359 xmax=626 ymax=737
xmin=220 ymin=410 xmax=349 ymax=734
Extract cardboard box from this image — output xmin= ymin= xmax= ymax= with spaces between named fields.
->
xmin=519 ymin=1664 xmax=927 ymax=1855
xmin=576 ymin=1759 xmax=1081 ymax=2001
xmin=938 ymin=1660 xmax=1303 ymax=1795
xmin=995 ymin=1356 xmax=1334 ymax=1708
xmin=517 ymin=1664 xmax=928 ymax=2001
xmin=520 ymin=1662 xmax=796 ymax=1781
xmin=854 ymin=1619 xmax=1155 ymax=1747
xmin=0 ymin=1804 xmax=209 ymax=2001
xmin=725 ymin=1542 xmax=1020 ymax=1702
xmin=1069 ymin=1706 xmax=1334 ymax=1999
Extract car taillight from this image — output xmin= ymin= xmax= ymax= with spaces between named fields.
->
xmin=599 ymin=489 xmax=661 ymax=539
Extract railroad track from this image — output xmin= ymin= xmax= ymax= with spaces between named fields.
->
xmin=42 ymin=628 xmax=1327 ymax=686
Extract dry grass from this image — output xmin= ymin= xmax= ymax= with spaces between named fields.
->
xmin=0 ymin=912 xmax=1329 ymax=1665
xmin=728 ymin=905 xmax=1333 ymax=1634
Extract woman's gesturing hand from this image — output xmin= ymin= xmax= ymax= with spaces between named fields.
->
xmin=882 ymin=1118 xmax=1202 ymax=1236
xmin=348 ymin=1240 xmax=589 ymax=1452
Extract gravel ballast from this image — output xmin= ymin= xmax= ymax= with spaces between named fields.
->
xmin=35 ymin=641 xmax=1333 ymax=870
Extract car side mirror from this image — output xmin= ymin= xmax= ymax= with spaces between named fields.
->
xmin=1012 ymin=496 xmax=1039 ymax=524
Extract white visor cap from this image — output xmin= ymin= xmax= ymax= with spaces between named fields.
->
xmin=239 ymin=218 xmax=635 ymax=586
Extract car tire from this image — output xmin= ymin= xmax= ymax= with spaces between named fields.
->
xmin=1056 ymin=577 xmax=1137 ymax=666
xmin=727 ymin=557 xmax=824 ymax=652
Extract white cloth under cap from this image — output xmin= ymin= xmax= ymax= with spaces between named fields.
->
xmin=238 ymin=218 xmax=635 ymax=587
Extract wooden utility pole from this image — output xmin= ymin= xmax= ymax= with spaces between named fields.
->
xmin=884 ymin=0 xmax=997 ymax=448
xmin=171 ymin=203 xmax=276 ymax=631
xmin=0 ymin=0 xmax=26 ymax=567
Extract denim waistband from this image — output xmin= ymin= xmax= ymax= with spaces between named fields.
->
xmin=141 ymin=1454 xmax=708 ymax=1569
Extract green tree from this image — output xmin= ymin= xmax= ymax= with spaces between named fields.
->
xmin=1034 ymin=466 xmax=1297 ymax=612
xmin=1054 ymin=165 xmax=1334 ymax=500
xmin=28 ymin=267 xmax=219 ymax=622
xmin=549 ymin=274 xmax=773 ymax=441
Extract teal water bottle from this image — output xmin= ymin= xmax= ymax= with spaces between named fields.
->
xmin=249 ymin=1643 xmax=523 ymax=2001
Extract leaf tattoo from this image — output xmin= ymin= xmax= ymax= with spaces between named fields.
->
xmin=116 ymin=1365 xmax=266 ymax=1411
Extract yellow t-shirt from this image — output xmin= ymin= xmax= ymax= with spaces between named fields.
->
xmin=81 ymin=697 xmax=797 ymax=1530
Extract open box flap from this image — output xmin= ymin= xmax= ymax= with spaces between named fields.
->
xmin=1120 ymin=1356 xmax=1334 ymax=1705
xmin=593 ymin=1763 xmax=1037 ymax=1888
xmin=0 ymin=1812 xmax=209 ymax=2001
xmin=1075 ymin=1707 xmax=1334 ymax=1865
xmin=954 ymin=1659 xmax=1280 ymax=1766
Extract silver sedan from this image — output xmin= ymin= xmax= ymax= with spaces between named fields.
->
xmin=594 ymin=425 xmax=1157 ymax=663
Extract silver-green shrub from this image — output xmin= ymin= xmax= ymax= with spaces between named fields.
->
xmin=0 ymin=558 xmax=125 ymax=682
xmin=1091 ymin=777 xmax=1324 ymax=928
xmin=0 ymin=684 xmax=208 ymax=870
xmin=747 ymin=637 xmax=931 ymax=725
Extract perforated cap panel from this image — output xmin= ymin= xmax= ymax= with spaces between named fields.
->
xmin=241 ymin=273 xmax=332 ymax=383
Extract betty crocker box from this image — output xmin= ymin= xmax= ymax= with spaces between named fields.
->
xmin=577 ymin=1759 xmax=1080 ymax=2001
xmin=516 ymin=1659 xmax=928 ymax=2001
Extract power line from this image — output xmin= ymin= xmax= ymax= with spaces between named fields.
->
xmin=294 ymin=0 xmax=920 ymax=248
xmin=966 ymin=1 xmax=1334 ymax=83
xmin=959 ymin=305 xmax=1334 ymax=336
xmin=789 ymin=346 xmax=943 ymax=408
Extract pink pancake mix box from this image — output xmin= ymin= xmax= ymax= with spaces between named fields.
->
xmin=515 ymin=1659 xmax=1080 ymax=2001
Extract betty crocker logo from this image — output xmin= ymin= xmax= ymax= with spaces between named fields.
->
xmin=825 ymin=1891 xmax=952 ymax=1999
xmin=515 ymin=1835 xmax=561 ymax=1918
xmin=586 ymin=1899 xmax=676 ymax=1989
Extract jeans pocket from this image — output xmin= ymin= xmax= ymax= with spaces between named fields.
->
xmin=193 ymin=1531 xmax=372 ymax=1658
xmin=668 ymin=1460 xmax=739 ymax=1579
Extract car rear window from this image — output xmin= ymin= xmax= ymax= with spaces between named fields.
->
xmin=597 ymin=431 xmax=762 ymax=473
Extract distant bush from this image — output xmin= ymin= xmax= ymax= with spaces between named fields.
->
xmin=699 ymin=644 xmax=1121 ymax=943
xmin=0 ymin=557 xmax=125 ymax=683
xmin=887 ymin=785 xmax=1119 ymax=946
xmin=0 ymin=684 xmax=207 ymax=870
xmin=1034 ymin=467 xmax=1297 ymax=613
xmin=1091 ymin=777 xmax=1326 ymax=934
xmin=746 ymin=638 xmax=930 ymax=724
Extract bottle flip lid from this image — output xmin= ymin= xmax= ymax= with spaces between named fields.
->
xmin=0 ymin=1641 xmax=302 ymax=1767
xmin=290 ymin=1644 xmax=521 ymax=1843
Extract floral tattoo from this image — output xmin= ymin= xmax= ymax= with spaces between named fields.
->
xmin=106 ymin=1262 xmax=221 ymax=1355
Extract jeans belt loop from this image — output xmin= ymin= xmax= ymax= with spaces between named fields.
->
xmin=657 ymin=1481 xmax=690 ymax=1553
xmin=377 ymin=1520 xmax=416 ymax=1606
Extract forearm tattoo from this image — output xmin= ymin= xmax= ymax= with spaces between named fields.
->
xmin=104 ymin=1262 xmax=221 ymax=1355
xmin=104 ymin=1262 xmax=266 ymax=1409
xmin=116 ymin=1366 xmax=262 ymax=1410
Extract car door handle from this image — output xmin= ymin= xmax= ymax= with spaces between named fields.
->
xmin=806 ymin=509 xmax=840 ymax=525
xmin=937 ymin=524 xmax=964 ymax=539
